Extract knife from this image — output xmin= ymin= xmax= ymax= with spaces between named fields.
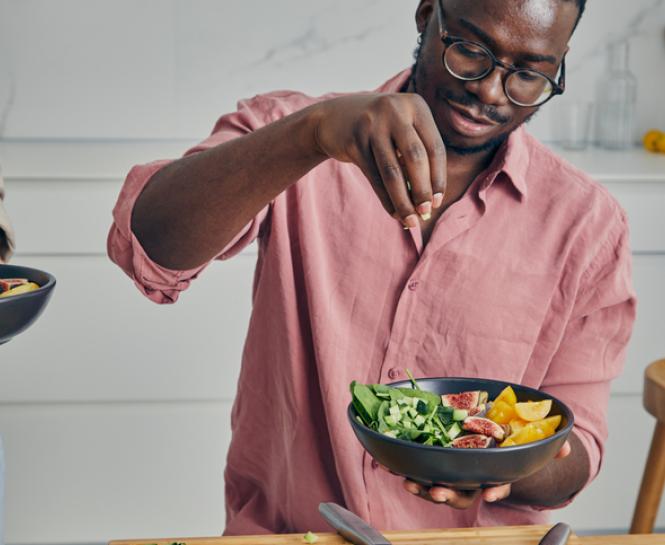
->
xmin=319 ymin=502 xmax=391 ymax=545
xmin=538 ymin=522 xmax=572 ymax=545
xmin=320 ymin=501 xmax=572 ymax=545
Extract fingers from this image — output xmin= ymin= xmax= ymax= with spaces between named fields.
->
xmin=356 ymin=154 xmax=395 ymax=216
xmin=370 ymin=137 xmax=419 ymax=229
xmin=392 ymin=127 xmax=433 ymax=220
xmin=346 ymin=94 xmax=446 ymax=227
xmin=403 ymin=480 xmax=481 ymax=509
xmin=378 ymin=463 xmax=400 ymax=476
xmin=555 ymin=440 xmax=572 ymax=459
xmin=403 ymin=479 xmax=512 ymax=509
xmin=413 ymin=102 xmax=447 ymax=208
xmin=481 ymin=483 xmax=512 ymax=503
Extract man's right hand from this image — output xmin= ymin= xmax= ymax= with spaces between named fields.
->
xmin=313 ymin=93 xmax=447 ymax=229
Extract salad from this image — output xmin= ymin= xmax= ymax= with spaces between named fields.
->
xmin=350 ymin=372 xmax=561 ymax=448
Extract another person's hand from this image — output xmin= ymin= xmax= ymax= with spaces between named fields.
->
xmin=388 ymin=440 xmax=571 ymax=509
xmin=313 ymin=93 xmax=447 ymax=228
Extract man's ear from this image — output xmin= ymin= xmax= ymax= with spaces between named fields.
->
xmin=415 ymin=0 xmax=436 ymax=34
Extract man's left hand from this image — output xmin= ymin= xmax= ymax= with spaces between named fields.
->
xmin=398 ymin=440 xmax=572 ymax=509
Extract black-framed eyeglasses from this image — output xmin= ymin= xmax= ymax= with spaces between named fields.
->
xmin=435 ymin=0 xmax=566 ymax=107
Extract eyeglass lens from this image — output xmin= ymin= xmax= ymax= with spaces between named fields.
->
xmin=444 ymin=42 xmax=554 ymax=106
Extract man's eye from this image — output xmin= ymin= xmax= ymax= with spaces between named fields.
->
xmin=457 ymin=43 xmax=486 ymax=59
xmin=516 ymin=71 xmax=540 ymax=82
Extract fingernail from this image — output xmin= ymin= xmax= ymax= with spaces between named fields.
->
xmin=433 ymin=193 xmax=444 ymax=208
xmin=417 ymin=201 xmax=432 ymax=221
xmin=431 ymin=491 xmax=449 ymax=503
xmin=404 ymin=481 xmax=420 ymax=495
xmin=405 ymin=214 xmax=419 ymax=229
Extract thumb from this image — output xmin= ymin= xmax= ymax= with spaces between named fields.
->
xmin=554 ymin=440 xmax=571 ymax=459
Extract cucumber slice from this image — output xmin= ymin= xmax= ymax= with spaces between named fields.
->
xmin=447 ymin=422 xmax=462 ymax=440
xmin=452 ymin=409 xmax=468 ymax=421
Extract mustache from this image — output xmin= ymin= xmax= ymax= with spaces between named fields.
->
xmin=437 ymin=88 xmax=511 ymax=125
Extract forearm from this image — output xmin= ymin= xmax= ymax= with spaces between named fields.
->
xmin=506 ymin=431 xmax=590 ymax=507
xmin=131 ymin=104 xmax=327 ymax=270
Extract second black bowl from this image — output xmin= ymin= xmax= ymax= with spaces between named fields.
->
xmin=348 ymin=377 xmax=574 ymax=489
xmin=0 ymin=264 xmax=56 ymax=345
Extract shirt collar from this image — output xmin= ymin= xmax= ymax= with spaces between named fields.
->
xmin=486 ymin=127 xmax=530 ymax=200
xmin=378 ymin=68 xmax=530 ymax=201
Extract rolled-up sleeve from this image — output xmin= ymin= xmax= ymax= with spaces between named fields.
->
xmin=107 ymin=97 xmax=273 ymax=304
xmin=539 ymin=211 xmax=636 ymax=506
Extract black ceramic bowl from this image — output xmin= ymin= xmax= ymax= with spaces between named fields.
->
xmin=348 ymin=377 xmax=574 ymax=490
xmin=0 ymin=264 xmax=56 ymax=345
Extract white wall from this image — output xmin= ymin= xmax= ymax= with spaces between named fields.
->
xmin=0 ymin=0 xmax=664 ymax=142
xmin=0 ymin=1 xmax=665 ymax=544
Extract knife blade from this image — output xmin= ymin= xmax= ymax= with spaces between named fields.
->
xmin=538 ymin=522 xmax=572 ymax=545
xmin=319 ymin=502 xmax=391 ymax=545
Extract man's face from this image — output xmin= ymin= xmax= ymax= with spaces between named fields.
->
xmin=413 ymin=0 xmax=578 ymax=155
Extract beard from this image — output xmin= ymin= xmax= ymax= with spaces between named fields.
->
xmin=409 ymin=34 xmax=536 ymax=156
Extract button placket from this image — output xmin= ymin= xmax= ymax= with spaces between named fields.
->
xmin=378 ymin=268 xmax=425 ymax=383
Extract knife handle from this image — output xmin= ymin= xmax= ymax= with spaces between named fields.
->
xmin=319 ymin=502 xmax=391 ymax=545
xmin=538 ymin=523 xmax=572 ymax=545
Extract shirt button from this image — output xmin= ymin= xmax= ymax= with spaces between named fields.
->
xmin=388 ymin=368 xmax=401 ymax=380
xmin=407 ymin=280 xmax=419 ymax=291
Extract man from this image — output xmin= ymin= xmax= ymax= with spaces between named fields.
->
xmin=0 ymin=173 xmax=15 ymax=263
xmin=108 ymin=0 xmax=636 ymax=534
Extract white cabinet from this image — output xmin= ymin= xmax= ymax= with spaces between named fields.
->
xmin=0 ymin=141 xmax=664 ymax=542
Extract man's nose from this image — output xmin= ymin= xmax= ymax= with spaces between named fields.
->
xmin=462 ymin=66 xmax=511 ymax=108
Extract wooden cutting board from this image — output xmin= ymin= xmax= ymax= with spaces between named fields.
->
xmin=109 ymin=524 xmax=665 ymax=545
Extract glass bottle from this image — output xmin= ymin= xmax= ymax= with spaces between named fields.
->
xmin=595 ymin=39 xmax=638 ymax=149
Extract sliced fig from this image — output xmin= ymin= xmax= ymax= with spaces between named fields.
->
xmin=0 ymin=278 xmax=28 ymax=292
xmin=462 ymin=416 xmax=506 ymax=442
xmin=441 ymin=390 xmax=486 ymax=410
xmin=451 ymin=434 xmax=494 ymax=448
xmin=468 ymin=403 xmax=487 ymax=417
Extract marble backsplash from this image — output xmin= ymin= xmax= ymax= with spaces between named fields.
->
xmin=0 ymin=0 xmax=663 ymax=143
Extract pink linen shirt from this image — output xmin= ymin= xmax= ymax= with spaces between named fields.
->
xmin=108 ymin=69 xmax=636 ymax=534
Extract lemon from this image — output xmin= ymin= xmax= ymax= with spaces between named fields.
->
xmin=508 ymin=417 xmax=528 ymax=433
xmin=500 ymin=422 xmax=548 ymax=446
xmin=487 ymin=400 xmax=516 ymax=425
xmin=0 ymin=282 xmax=40 ymax=298
xmin=656 ymin=134 xmax=665 ymax=153
xmin=643 ymin=129 xmax=663 ymax=152
xmin=514 ymin=399 xmax=552 ymax=422
xmin=493 ymin=385 xmax=517 ymax=407
xmin=525 ymin=415 xmax=562 ymax=436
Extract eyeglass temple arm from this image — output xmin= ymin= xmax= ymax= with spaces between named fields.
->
xmin=558 ymin=56 xmax=566 ymax=93
xmin=436 ymin=0 xmax=445 ymax=36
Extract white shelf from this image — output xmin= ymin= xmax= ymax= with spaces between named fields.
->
xmin=546 ymin=144 xmax=665 ymax=183
xmin=1 ymin=139 xmax=664 ymax=183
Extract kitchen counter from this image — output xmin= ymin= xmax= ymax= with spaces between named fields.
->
xmin=109 ymin=525 xmax=665 ymax=545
